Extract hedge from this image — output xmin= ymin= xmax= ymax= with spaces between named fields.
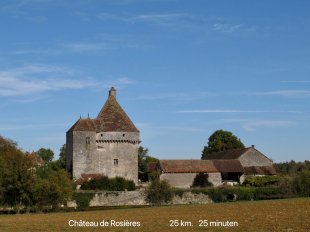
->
xmin=80 ymin=176 xmax=135 ymax=191
xmin=191 ymin=186 xmax=293 ymax=202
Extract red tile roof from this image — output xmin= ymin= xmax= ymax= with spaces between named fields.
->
xmin=244 ymin=166 xmax=277 ymax=175
xmin=212 ymin=159 xmax=244 ymax=173
xmin=68 ymin=88 xmax=139 ymax=132
xmin=205 ymin=147 xmax=251 ymax=159
xmin=76 ymin=173 xmax=104 ymax=185
xmin=159 ymin=160 xmax=219 ymax=173
xmin=28 ymin=152 xmax=45 ymax=166
xmin=96 ymin=94 xmax=138 ymax=132
xmin=147 ymin=162 xmax=158 ymax=172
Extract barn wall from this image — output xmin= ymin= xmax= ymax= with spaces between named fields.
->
xmin=160 ymin=172 xmax=222 ymax=188
xmin=239 ymin=149 xmax=273 ymax=167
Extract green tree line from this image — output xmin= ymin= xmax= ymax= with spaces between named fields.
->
xmin=0 ymin=135 xmax=73 ymax=213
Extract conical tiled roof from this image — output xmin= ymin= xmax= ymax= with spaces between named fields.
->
xmin=96 ymin=93 xmax=139 ymax=132
xmin=68 ymin=88 xmax=139 ymax=132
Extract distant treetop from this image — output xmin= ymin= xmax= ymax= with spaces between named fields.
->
xmin=201 ymin=129 xmax=245 ymax=160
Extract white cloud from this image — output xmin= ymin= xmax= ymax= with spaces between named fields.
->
xmin=212 ymin=23 xmax=245 ymax=33
xmin=252 ymin=90 xmax=310 ymax=97
xmin=178 ymin=109 xmax=300 ymax=113
xmin=97 ymin=12 xmax=189 ymax=25
xmin=26 ymin=15 xmax=46 ymax=23
xmin=63 ymin=42 xmax=110 ymax=52
xmin=133 ymin=92 xmax=216 ymax=101
xmin=105 ymin=77 xmax=136 ymax=88
xmin=11 ymin=48 xmax=62 ymax=55
xmin=212 ymin=23 xmax=256 ymax=34
xmin=242 ymin=120 xmax=296 ymax=131
xmin=0 ymin=64 xmax=96 ymax=96
xmin=12 ymin=39 xmax=142 ymax=55
xmin=0 ymin=122 xmax=68 ymax=131
xmin=0 ymin=65 xmax=136 ymax=97
xmin=130 ymin=13 xmax=187 ymax=23
xmin=281 ymin=80 xmax=310 ymax=83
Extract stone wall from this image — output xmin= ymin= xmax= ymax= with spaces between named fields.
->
xmin=208 ymin=172 xmax=222 ymax=187
xmin=172 ymin=192 xmax=212 ymax=204
xmin=160 ymin=173 xmax=196 ymax=188
xmin=90 ymin=191 xmax=145 ymax=206
xmin=68 ymin=190 xmax=212 ymax=207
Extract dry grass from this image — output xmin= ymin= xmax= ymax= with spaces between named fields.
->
xmin=0 ymin=198 xmax=310 ymax=232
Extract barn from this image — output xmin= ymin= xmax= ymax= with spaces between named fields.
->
xmin=157 ymin=146 xmax=276 ymax=188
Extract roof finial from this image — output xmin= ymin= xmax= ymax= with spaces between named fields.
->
xmin=109 ymin=87 xmax=116 ymax=97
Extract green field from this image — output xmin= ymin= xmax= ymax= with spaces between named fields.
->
xmin=0 ymin=198 xmax=310 ymax=232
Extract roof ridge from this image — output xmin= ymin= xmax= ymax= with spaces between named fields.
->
xmin=96 ymin=94 xmax=139 ymax=132
xmin=68 ymin=89 xmax=139 ymax=132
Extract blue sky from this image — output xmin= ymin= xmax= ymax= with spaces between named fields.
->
xmin=0 ymin=0 xmax=309 ymax=162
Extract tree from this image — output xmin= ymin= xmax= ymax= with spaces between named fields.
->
xmin=192 ymin=173 xmax=212 ymax=188
xmin=58 ymin=144 xmax=66 ymax=169
xmin=138 ymin=146 xmax=149 ymax=173
xmin=292 ymin=170 xmax=310 ymax=197
xmin=201 ymin=130 xmax=245 ymax=159
xmin=33 ymin=169 xmax=73 ymax=210
xmin=145 ymin=179 xmax=173 ymax=206
xmin=36 ymin=148 xmax=54 ymax=163
xmin=138 ymin=146 xmax=158 ymax=182
xmin=0 ymin=135 xmax=35 ymax=211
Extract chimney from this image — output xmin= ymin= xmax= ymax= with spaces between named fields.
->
xmin=109 ymin=87 xmax=116 ymax=97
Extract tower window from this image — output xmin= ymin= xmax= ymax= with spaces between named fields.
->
xmin=86 ymin=137 xmax=90 ymax=144
xmin=114 ymin=159 xmax=119 ymax=166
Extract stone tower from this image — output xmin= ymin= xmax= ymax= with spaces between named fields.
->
xmin=66 ymin=87 xmax=140 ymax=184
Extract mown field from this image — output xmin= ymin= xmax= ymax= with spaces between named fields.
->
xmin=0 ymin=198 xmax=310 ymax=232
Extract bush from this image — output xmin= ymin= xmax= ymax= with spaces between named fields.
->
xmin=192 ymin=186 xmax=291 ymax=202
xmin=80 ymin=176 xmax=135 ymax=191
xmin=72 ymin=192 xmax=94 ymax=211
xmin=254 ymin=187 xmax=291 ymax=199
xmin=292 ymin=170 xmax=310 ymax=197
xmin=145 ymin=179 xmax=173 ymax=206
xmin=33 ymin=170 xmax=74 ymax=211
xmin=172 ymin=188 xmax=187 ymax=198
xmin=192 ymin=173 xmax=212 ymax=188
xmin=243 ymin=175 xmax=289 ymax=187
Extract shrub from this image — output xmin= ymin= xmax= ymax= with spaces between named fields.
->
xmin=292 ymin=170 xmax=310 ymax=197
xmin=192 ymin=173 xmax=212 ymax=188
xmin=33 ymin=170 xmax=74 ymax=211
xmin=243 ymin=175 xmax=289 ymax=187
xmin=80 ymin=176 xmax=135 ymax=191
xmin=254 ymin=187 xmax=290 ymax=199
xmin=145 ymin=179 xmax=173 ymax=206
xmin=72 ymin=192 xmax=94 ymax=211
xmin=232 ymin=187 xmax=255 ymax=201
xmin=172 ymin=188 xmax=186 ymax=198
xmin=191 ymin=186 xmax=291 ymax=202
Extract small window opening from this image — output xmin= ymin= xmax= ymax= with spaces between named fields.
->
xmin=122 ymin=134 xmax=125 ymax=137
xmin=114 ymin=159 xmax=119 ymax=166
xmin=86 ymin=137 xmax=90 ymax=144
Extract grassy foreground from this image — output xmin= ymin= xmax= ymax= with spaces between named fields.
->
xmin=0 ymin=198 xmax=310 ymax=232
